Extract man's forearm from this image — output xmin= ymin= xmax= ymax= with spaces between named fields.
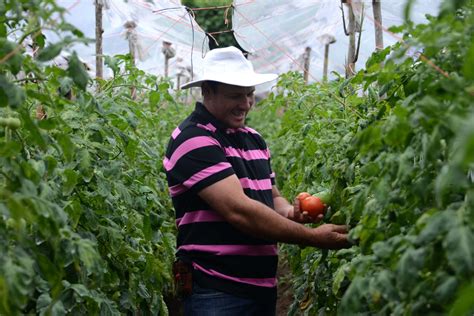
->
xmin=230 ymin=197 xmax=316 ymax=246
xmin=273 ymin=195 xmax=293 ymax=218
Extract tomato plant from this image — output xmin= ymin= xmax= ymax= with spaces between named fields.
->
xmin=0 ymin=1 xmax=191 ymax=314
xmin=251 ymin=1 xmax=474 ymax=314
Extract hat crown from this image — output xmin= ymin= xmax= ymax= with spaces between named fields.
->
xmin=203 ymin=47 xmax=254 ymax=76
xmin=180 ymin=46 xmax=277 ymax=89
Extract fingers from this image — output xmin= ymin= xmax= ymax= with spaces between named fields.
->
xmin=290 ymin=199 xmax=311 ymax=223
xmin=331 ymin=224 xmax=348 ymax=234
xmin=313 ymin=224 xmax=353 ymax=249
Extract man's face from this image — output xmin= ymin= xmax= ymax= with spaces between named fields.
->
xmin=204 ymin=83 xmax=256 ymax=128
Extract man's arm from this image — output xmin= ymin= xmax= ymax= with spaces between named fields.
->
xmin=272 ymin=185 xmax=292 ymax=217
xmin=198 ymin=175 xmax=350 ymax=249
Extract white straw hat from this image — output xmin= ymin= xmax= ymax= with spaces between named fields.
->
xmin=180 ymin=46 xmax=278 ymax=89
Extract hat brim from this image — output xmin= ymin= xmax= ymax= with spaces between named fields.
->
xmin=180 ymin=73 xmax=278 ymax=89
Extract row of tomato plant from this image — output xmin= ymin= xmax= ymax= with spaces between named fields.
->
xmin=251 ymin=1 xmax=473 ymax=314
xmin=1 ymin=1 xmax=193 ymax=314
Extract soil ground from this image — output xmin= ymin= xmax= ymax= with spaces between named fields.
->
xmin=276 ymin=257 xmax=296 ymax=316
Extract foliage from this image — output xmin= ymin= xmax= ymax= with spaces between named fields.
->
xmin=251 ymin=1 xmax=474 ymax=315
xmin=0 ymin=1 xmax=190 ymax=314
xmin=181 ymin=0 xmax=236 ymax=49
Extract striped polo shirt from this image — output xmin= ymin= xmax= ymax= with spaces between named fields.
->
xmin=163 ymin=102 xmax=278 ymax=300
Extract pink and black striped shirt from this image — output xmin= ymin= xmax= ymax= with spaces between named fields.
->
xmin=163 ymin=102 xmax=277 ymax=300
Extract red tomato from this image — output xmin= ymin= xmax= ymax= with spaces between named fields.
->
xmin=300 ymin=196 xmax=325 ymax=218
xmin=297 ymin=192 xmax=311 ymax=202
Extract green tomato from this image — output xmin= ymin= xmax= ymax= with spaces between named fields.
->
xmin=0 ymin=117 xmax=21 ymax=129
xmin=314 ymin=190 xmax=332 ymax=205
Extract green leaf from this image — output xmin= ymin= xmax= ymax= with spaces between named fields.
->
xmin=0 ymin=141 xmax=21 ymax=157
xmin=58 ymin=77 xmax=74 ymax=97
xmin=67 ymin=52 xmax=89 ymax=90
xmin=463 ymin=38 xmax=474 ymax=80
xmin=340 ymin=276 xmax=369 ymax=314
xmin=37 ymin=254 xmax=61 ymax=286
xmin=416 ymin=211 xmax=456 ymax=245
xmin=75 ymin=238 xmax=100 ymax=273
xmin=65 ymin=199 xmax=83 ymax=229
xmin=36 ymin=43 xmax=63 ymax=62
xmin=100 ymin=300 xmax=120 ymax=315
xmin=38 ymin=118 xmax=58 ymax=130
xmin=21 ymin=160 xmax=41 ymax=184
xmin=443 ymin=225 xmax=474 ymax=276
xmin=143 ymin=214 xmax=152 ymax=242
xmin=20 ymin=109 xmax=47 ymax=148
xmin=115 ymin=182 xmax=132 ymax=205
xmin=77 ymin=148 xmax=93 ymax=182
xmin=56 ymin=133 xmax=75 ymax=162
xmin=37 ymin=293 xmax=56 ymax=316
xmin=50 ymin=300 xmax=66 ymax=316
xmin=332 ymin=263 xmax=348 ymax=295
xmin=397 ymin=247 xmax=426 ymax=291
xmin=374 ymin=270 xmax=399 ymax=301
xmin=35 ymin=33 xmax=46 ymax=49
xmin=104 ymin=55 xmax=120 ymax=77
xmin=434 ymin=276 xmax=458 ymax=303
xmin=69 ymin=284 xmax=91 ymax=298
xmin=62 ymin=169 xmax=79 ymax=195
xmin=449 ymin=283 xmax=474 ymax=316
xmin=0 ymin=74 xmax=26 ymax=108
xmin=149 ymin=91 xmax=161 ymax=107
xmin=435 ymin=165 xmax=467 ymax=207
xmin=0 ymin=39 xmax=24 ymax=75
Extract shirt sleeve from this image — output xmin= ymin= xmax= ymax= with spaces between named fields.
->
xmin=164 ymin=127 xmax=235 ymax=197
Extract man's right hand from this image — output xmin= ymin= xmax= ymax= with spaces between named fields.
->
xmin=312 ymin=224 xmax=352 ymax=249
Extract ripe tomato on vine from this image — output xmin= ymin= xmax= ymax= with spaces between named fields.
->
xmin=298 ymin=194 xmax=325 ymax=218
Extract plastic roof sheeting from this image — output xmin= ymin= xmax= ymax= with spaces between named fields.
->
xmin=46 ymin=0 xmax=441 ymax=88
xmin=54 ymin=0 xmax=208 ymax=80
xmin=232 ymin=0 xmax=441 ymax=82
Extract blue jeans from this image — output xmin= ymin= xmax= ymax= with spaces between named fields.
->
xmin=184 ymin=282 xmax=276 ymax=316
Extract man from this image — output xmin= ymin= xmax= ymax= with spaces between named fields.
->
xmin=163 ymin=46 xmax=350 ymax=315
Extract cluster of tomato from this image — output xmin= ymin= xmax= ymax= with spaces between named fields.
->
xmin=0 ymin=117 xmax=21 ymax=129
xmin=296 ymin=192 xmax=327 ymax=218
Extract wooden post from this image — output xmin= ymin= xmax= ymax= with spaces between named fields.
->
xmin=346 ymin=2 xmax=356 ymax=78
xmin=303 ymin=46 xmax=311 ymax=84
xmin=124 ymin=21 xmax=137 ymax=99
xmin=321 ymin=35 xmax=336 ymax=82
xmin=372 ymin=0 xmax=384 ymax=51
xmin=95 ymin=0 xmax=103 ymax=79
xmin=323 ymin=44 xmax=330 ymax=81
xmin=162 ymin=41 xmax=176 ymax=78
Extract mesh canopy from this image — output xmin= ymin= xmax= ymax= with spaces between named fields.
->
xmin=53 ymin=0 xmax=208 ymax=83
xmin=232 ymin=0 xmax=441 ymax=82
xmin=45 ymin=0 xmax=441 ymax=88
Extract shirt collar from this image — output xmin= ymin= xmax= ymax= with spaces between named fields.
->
xmin=194 ymin=102 xmax=227 ymax=131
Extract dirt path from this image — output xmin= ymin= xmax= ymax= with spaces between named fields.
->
xmin=276 ymin=257 xmax=296 ymax=316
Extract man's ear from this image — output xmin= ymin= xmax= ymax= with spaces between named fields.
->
xmin=201 ymin=82 xmax=211 ymax=98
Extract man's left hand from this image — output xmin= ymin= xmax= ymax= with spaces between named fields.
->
xmin=287 ymin=198 xmax=324 ymax=223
